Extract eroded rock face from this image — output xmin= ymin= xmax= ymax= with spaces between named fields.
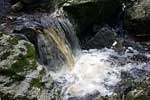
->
xmin=63 ymin=0 xmax=122 ymax=42
xmin=0 ymin=32 xmax=55 ymax=100
xmin=124 ymin=0 xmax=150 ymax=36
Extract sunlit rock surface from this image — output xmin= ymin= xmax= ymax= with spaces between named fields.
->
xmin=0 ymin=32 xmax=55 ymax=100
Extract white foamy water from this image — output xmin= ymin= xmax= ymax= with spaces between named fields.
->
xmin=53 ymin=48 xmax=150 ymax=100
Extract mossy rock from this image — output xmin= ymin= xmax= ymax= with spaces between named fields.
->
xmin=0 ymin=32 xmax=37 ymax=73
xmin=30 ymin=78 xmax=45 ymax=88
xmin=0 ymin=31 xmax=37 ymax=78
xmin=0 ymin=31 xmax=40 ymax=99
xmin=0 ymin=34 xmax=54 ymax=99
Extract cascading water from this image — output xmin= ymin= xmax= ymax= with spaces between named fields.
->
xmin=13 ymin=10 xmax=150 ymax=100
xmin=14 ymin=12 xmax=80 ymax=71
xmin=43 ymin=27 xmax=74 ymax=69
xmin=58 ymin=47 xmax=150 ymax=100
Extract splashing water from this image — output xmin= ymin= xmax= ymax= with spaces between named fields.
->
xmin=13 ymin=11 xmax=150 ymax=99
xmin=52 ymin=48 xmax=150 ymax=100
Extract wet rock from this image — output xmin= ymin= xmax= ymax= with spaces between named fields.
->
xmin=86 ymin=26 xmax=117 ymax=49
xmin=129 ymin=54 xmax=150 ymax=63
xmin=11 ymin=14 xmax=79 ymax=71
xmin=122 ymin=78 xmax=150 ymax=100
xmin=112 ymin=39 xmax=126 ymax=55
xmin=97 ymin=78 xmax=150 ymax=100
xmin=124 ymin=0 xmax=150 ymax=38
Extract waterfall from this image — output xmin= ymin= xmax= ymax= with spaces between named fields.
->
xmin=38 ymin=27 xmax=74 ymax=70
xmin=12 ymin=10 xmax=150 ymax=100
xmin=14 ymin=13 xmax=80 ymax=72
xmin=58 ymin=48 xmax=150 ymax=100
xmin=36 ymin=16 xmax=80 ymax=71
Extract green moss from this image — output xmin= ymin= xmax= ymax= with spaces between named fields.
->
xmin=0 ymin=31 xmax=3 ymax=37
xmin=0 ymin=69 xmax=25 ymax=86
xmin=0 ymin=93 xmax=37 ymax=100
xmin=25 ymin=43 xmax=36 ymax=61
xmin=15 ymin=97 xmax=37 ymax=100
xmin=10 ymin=42 xmax=37 ymax=73
xmin=30 ymin=78 xmax=45 ymax=88
xmin=8 ymin=37 xmax=19 ymax=45
xmin=11 ymin=55 xmax=31 ymax=72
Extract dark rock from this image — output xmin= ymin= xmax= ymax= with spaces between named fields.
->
xmin=86 ymin=26 xmax=117 ymax=49
xmin=11 ymin=1 xmax=23 ymax=12
xmin=9 ymin=0 xmax=56 ymax=12
xmin=124 ymin=0 xmax=150 ymax=39
xmin=63 ymin=0 xmax=122 ymax=42
xmin=20 ymin=0 xmax=38 ymax=4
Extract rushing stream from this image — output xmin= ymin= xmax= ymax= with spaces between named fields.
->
xmin=12 ymin=12 xmax=150 ymax=99
xmin=16 ymin=12 xmax=149 ymax=100
xmin=1 ymin=0 xmax=150 ymax=100
xmin=50 ymin=47 xmax=150 ymax=100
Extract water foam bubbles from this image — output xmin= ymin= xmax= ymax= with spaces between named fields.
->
xmin=56 ymin=48 xmax=150 ymax=99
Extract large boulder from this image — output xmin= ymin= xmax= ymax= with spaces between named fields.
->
xmin=86 ymin=26 xmax=117 ymax=49
xmin=0 ymin=32 xmax=55 ymax=100
xmin=124 ymin=0 xmax=150 ymax=37
xmin=63 ymin=0 xmax=122 ymax=41
xmin=0 ymin=31 xmax=37 ymax=74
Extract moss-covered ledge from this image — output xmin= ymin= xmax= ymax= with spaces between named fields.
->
xmin=0 ymin=31 xmax=37 ymax=73
xmin=0 ymin=31 xmax=38 ymax=99
xmin=0 ymin=31 xmax=55 ymax=100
